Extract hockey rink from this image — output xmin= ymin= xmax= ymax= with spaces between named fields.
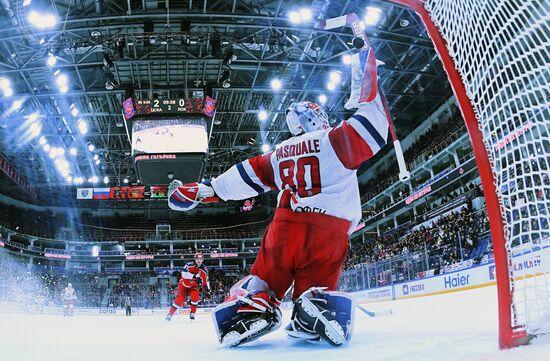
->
xmin=1 ymin=285 xmax=548 ymax=361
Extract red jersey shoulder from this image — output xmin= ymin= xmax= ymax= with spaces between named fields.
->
xmin=184 ymin=261 xmax=208 ymax=274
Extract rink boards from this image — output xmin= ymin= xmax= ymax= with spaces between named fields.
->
xmin=355 ymin=246 xmax=550 ymax=303
xmin=1 ymin=247 xmax=547 ymax=316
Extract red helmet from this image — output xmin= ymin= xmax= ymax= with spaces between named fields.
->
xmin=194 ymin=252 xmax=204 ymax=262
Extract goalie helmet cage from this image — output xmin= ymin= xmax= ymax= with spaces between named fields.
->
xmin=386 ymin=0 xmax=549 ymax=350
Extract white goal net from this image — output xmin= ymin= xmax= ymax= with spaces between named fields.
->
xmin=422 ymin=0 xmax=549 ymax=344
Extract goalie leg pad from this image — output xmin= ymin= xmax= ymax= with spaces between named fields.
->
xmin=285 ymin=288 xmax=355 ymax=346
xmin=212 ymin=290 xmax=281 ymax=348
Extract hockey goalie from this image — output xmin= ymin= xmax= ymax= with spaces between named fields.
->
xmin=168 ymin=48 xmax=388 ymax=347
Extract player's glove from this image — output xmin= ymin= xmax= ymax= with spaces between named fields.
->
xmin=168 ymin=180 xmax=220 ymax=211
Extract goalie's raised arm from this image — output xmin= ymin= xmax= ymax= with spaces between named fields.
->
xmin=211 ymin=151 xmax=276 ymax=201
xmin=328 ymin=93 xmax=389 ymax=170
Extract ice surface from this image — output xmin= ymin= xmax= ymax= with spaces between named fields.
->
xmin=0 ymin=285 xmax=548 ymax=361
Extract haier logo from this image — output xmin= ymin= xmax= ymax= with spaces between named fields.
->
xmin=489 ymin=265 xmax=496 ymax=280
xmin=402 ymin=285 xmax=409 ymax=295
xmin=444 ymin=273 xmax=470 ymax=289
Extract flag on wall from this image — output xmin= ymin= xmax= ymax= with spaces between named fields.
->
xmin=76 ymin=188 xmax=93 ymax=199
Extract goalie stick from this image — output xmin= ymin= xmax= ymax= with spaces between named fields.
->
xmin=319 ymin=13 xmax=411 ymax=182
xmin=356 ymin=304 xmax=393 ymax=318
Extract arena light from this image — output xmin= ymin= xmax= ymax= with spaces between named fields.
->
xmin=329 ymin=71 xmax=342 ymax=83
xmin=318 ymin=94 xmax=327 ymax=105
xmin=91 ymin=245 xmax=100 ymax=257
xmin=77 ymin=119 xmax=88 ymax=135
xmin=103 ymin=176 xmax=109 ymax=184
xmin=11 ymin=99 xmax=24 ymax=110
xmin=0 ymin=77 xmax=12 ymax=97
xmin=93 ymin=154 xmax=99 ymax=161
xmin=90 ymin=176 xmax=99 ymax=184
xmin=43 ymin=143 xmax=50 ymax=152
xmin=70 ymin=104 xmax=79 ymax=117
xmin=258 ymin=110 xmax=268 ymax=122
xmin=270 ymin=78 xmax=282 ymax=91
xmin=38 ymin=136 xmax=47 ymax=145
xmin=65 ymin=175 xmax=72 ymax=183
xmin=261 ymin=144 xmax=271 ymax=153
xmin=0 ymin=77 xmax=10 ymax=90
xmin=326 ymin=82 xmax=337 ymax=91
xmin=364 ymin=6 xmax=382 ymax=26
xmin=95 ymin=159 xmax=100 ymax=165
xmin=27 ymin=11 xmax=57 ymax=29
xmin=69 ymin=147 xmax=77 ymax=156
xmin=123 ymin=178 xmax=129 ymax=184
xmin=342 ymin=54 xmax=352 ymax=65
xmin=29 ymin=122 xmax=41 ymax=138
xmin=288 ymin=11 xmax=300 ymax=24
xmin=46 ymin=54 xmax=57 ymax=67
xmin=299 ymin=8 xmax=313 ymax=22
xmin=87 ymin=142 xmax=95 ymax=152
xmin=55 ymin=73 xmax=68 ymax=90
xmin=23 ymin=0 xmax=32 ymax=6
xmin=3 ymin=87 xmax=13 ymax=97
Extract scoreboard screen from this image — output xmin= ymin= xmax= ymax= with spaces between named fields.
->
xmin=131 ymin=117 xmax=208 ymax=155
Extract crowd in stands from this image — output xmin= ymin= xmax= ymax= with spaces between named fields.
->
xmin=360 ymin=114 xmax=468 ymax=204
xmin=0 ymin=206 xmax=271 ymax=243
xmin=109 ymin=273 xmax=160 ymax=309
xmin=343 ymin=205 xmax=490 ymax=274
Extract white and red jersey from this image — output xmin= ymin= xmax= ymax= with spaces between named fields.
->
xmin=180 ymin=261 xmax=210 ymax=290
xmin=211 ymin=94 xmax=389 ymax=233
xmin=62 ymin=287 xmax=77 ymax=302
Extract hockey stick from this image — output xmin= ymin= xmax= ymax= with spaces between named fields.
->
xmin=319 ymin=13 xmax=411 ymax=182
xmin=356 ymin=304 xmax=393 ymax=318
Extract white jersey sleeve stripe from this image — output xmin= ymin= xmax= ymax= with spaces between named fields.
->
xmin=241 ymin=159 xmax=271 ymax=193
xmin=348 ymin=116 xmax=383 ymax=154
xmin=211 ymin=164 xmax=262 ymax=201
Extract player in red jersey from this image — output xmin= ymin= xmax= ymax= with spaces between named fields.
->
xmin=168 ymin=49 xmax=388 ymax=346
xmin=165 ymin=252 xmax=210 ymax=321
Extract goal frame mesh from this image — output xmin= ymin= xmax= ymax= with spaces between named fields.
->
xmin=386 ymin=0 xmax=548 ymax=349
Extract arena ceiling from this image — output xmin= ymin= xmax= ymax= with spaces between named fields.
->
xmin=0 ymin=0 xmax=452 ymax=202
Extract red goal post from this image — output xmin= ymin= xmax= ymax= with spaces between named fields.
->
xmin=386 ymin=0 xmax=548 ymax=349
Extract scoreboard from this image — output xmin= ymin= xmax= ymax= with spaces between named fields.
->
xmin=121 ymin=96 xmax=216 ymax=185
xmin=124 ymin=97 xmax=216 ymax=119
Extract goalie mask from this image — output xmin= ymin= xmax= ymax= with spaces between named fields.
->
xmin=286 ymin=101 xmax=330 ymax=136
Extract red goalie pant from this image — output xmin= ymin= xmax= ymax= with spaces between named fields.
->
xmin=250 ymin=208 xmax=350 ymax=300
xmin=168 ymin=278 xmax=200 ymax=315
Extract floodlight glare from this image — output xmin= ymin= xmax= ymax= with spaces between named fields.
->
xmin=318 ymin=94 xmax=327 ymax=104
xmin=270 ymin=78 xmax=282 ymax=90
xmin=342 ymin=54 xmax=352 ymax=65
xmin=28 ymin=11 xmax=57 ymax=29
xmin=258 ymin=110 xmax=268 ymax=121
xmin=46 ymin=54 xmax=57 ymax=67
xmin=326 ymin=82 xmax=337 ymax=91
xmin=299 ymin=8 xmax=313 ymax=22
xmin=364 ymin=7 xmax=382 ymax=26
xmin=329 ymin=71 xmax=342 ymax=83
xmin=69 ymin=147 xmax=77 ymax=156
xmin=262 ymin=144 xmax=271 ymax=153
xmin=288 ymin=11 xmax=300 ymax=24
xmin=77 ymin=119 xmax=88 ymax=135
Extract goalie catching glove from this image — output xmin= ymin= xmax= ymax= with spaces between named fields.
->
xmin=168 ymin=180 xmax=220 ymax=211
